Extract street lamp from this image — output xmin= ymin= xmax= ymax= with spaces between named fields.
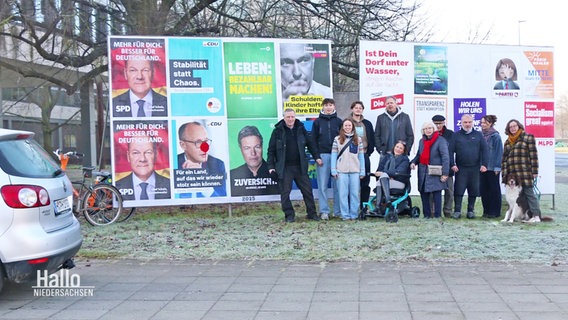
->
xmin=518 ymin=20 xmax=526 ymax=45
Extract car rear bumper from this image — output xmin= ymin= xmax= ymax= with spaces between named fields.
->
xmin=3 ymin=240 xmax=82 ymax=283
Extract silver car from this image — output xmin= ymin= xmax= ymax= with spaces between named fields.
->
xmin=0 ymin=129 xmax=82 ymax=292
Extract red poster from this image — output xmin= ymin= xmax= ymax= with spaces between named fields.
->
xmin=524 ymin=101 xmax=554 ymax=138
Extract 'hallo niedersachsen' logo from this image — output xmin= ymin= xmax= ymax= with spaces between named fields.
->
xmin=32 ymin=269 xmax=94 ymax=297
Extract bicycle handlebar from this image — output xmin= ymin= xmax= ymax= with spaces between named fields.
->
xmin=54 ymin=149 xmax=84 ymax=158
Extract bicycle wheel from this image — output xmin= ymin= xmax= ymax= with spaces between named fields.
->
xmin=116 ymin=207 xmax=136 ymax=222
xmin=82 ymin=184 xmax=123 ymax=226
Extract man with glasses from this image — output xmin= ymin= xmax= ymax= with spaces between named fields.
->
xmin=116 ymin=137 xmax=171 ymax=200
xmin=177 ymin=121 xmax=226 ymax=197
xmin=113 ymin=54 xmax=168 ymax=117
xmin=230 ymin=126 xmax=279 ymax=196
xmin=432 ymin=115 xmax=455 ymax=218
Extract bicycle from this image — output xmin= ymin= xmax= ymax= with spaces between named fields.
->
xmin=54 ymin=149 xmax=129 ymax=226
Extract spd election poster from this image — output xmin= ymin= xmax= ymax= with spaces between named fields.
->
xmin=108 ymin=36 xmax=333 ymax=207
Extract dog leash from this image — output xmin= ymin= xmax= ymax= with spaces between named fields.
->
xmin=533 ymin=177 xmax=541 ymax=200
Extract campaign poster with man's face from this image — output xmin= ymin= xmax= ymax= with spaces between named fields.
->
xmin=279 ymin=42 xmax=333 ymax=117
xmin=227 ymin=119 xmax=279 ymax=197
xmin=172 ymin=118 xmax=228 ymax=199
xmin=109 ymin=37 xmax=168 ymax=117
xmin=113 ymin=120 xmax=171 ymax=202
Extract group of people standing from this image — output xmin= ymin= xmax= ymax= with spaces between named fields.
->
xmin=267 ymin=96 xmax=542 ymax=223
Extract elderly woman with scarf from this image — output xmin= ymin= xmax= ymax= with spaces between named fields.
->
xmin=480 ymin=115 xmax=503 ymax=218
xmin=410 ymin=121 xmax=450 ymax=218
xmin=373 ymin=141 xmax=410 ymax=210
xmin=501 ymin=119 xmax=541 ymax=223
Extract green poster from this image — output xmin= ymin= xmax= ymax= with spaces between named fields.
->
xmin=227 ymin=119 xmax=279 ymax=196
xmin=224 ymin=42 xmax=278 ymax=118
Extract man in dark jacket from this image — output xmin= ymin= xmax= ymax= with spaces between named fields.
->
xmin=452 ymin=114 xmax=489 ymax=219
xmin=311 ymin=98 xmax=342 ymax=220
xmin=268 ymin=109 xmax=321 ymax=222
xmin=348 ymin=101 xmax=375 ymax=210
xmin=374 ymin=96 xmax=414 ymax=155
xmin=432 ymin=115 xmax=455 ymax=218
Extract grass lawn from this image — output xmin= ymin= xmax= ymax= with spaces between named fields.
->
xmin=75 ymin=168 xmax=568 ymax=265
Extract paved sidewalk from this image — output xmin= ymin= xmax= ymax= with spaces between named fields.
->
xmin=1 ymin=259 xmax=567 ymax=319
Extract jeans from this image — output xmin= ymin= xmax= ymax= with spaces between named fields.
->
xmin=336 ymin=172 xmax=360 ymax=220
xmin=316 ymin=153 xmax=339 ymax=215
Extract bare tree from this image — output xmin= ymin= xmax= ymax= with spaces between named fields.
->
xmin=0 ymin=0 xmax=427 ymax=154
xmin=1 ymin=0 xmax=426 ymax=93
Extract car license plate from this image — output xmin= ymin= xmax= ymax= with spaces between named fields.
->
xmin=54 ymin=197 xmax=72 ymax=216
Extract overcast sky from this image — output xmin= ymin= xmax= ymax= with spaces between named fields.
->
xmin=415 ymin=0 xmax=566 ymax=96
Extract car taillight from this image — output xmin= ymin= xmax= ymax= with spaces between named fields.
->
xmin=28 ymin=257 xmax=49 ymax=264
xmin=0 ymin=185 xmax=51 ymax=208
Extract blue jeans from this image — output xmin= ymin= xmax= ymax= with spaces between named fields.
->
xmin=316 ymin=153 xmax=339 ymax=215
xmin=336 ymin=172 xmax=360 ymax=219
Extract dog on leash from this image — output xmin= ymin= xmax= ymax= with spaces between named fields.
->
xmin=503 ymin=173 xmax=529 ymax=223
xmin=502 ymin=173 xmax=553 ymax=223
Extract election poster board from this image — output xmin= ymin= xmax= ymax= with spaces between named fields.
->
xmin=360 ymin=40 xmax=555 ymax=195
xmin=108 ymin=36 xmax=333 ymax=207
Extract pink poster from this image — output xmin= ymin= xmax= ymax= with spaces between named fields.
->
xmin=524 ymin=101 xmax=554 ymax=138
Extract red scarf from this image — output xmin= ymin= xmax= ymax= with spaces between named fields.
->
xmin=419 ymin=131 xmax=439 ymax=165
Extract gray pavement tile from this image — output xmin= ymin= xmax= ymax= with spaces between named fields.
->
xmin=211 ymin=299 xmax=264 ymax=311
xmin=309 ymin=300 xmax=359 ymax=312
xmin=360 ymin=311 xmax=412 ymax=320
xmin=360 ymin=300 xmax=409 ymax=312
xmin=517 ymin=312 xmax=568 ymax=320
xmin=264 ymin=291 xmax=313 ymax=302
xmin=232 ymin=276 xmax=279 ymax=285
xmin=459 ymin=312 xmax=519 ymax=320
xmin=151 ymin=310 xmax=208 ymax=320
xmin=358 ymin=291 xmax=406 ymax=302
xmin=457 ymin=301 xmax=511 ymax=312
xmin=405 ymin=291 xmax=455 ymax=302
xmin=360 ymin=283 xmax=404 ymax=293
xmin=201 ymin=310 xmax=257 ymax=320
xmin=408 ymin=301 xmax=462 ymax=313
xmin=403 ymin=284 xmax=449 ymax=293
xmin=129 ymin=290 xmax=181 ymax=300
xmin=161 ymin=300 xmax=216 ymax=311
xmin=3 ymin=260 xmax=568 ymax=320
xmin=220 ymin=292 xmax=268 ymax=301
xmin=174 ymin=291 xmax=225 ymax=301
xmin=312 ymin=291 xmax=360 ymax=301
xmin=260 ymin=300 xmax=311 ymax=311
xmin=254 ymin=311 xmax=307 ymax=320
xmin=97 ymin=300 xmax=168 ymax=320
xmin=227 ymin=284 xmax=274 ymax=293
xmin=271 ymin=284 xmax=317 ymax=292
xmin=50 ymin=309 xmax=108 ymax=320
xmin=314 ymin=283 xmax=358 ymax=292
xmin=360 ymin=275 xmax=403 ymax=285
xmin=306 ymin=311 xmax=358 ymax=320
xmin=410 ymin=312 xmax=465 ymax=320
